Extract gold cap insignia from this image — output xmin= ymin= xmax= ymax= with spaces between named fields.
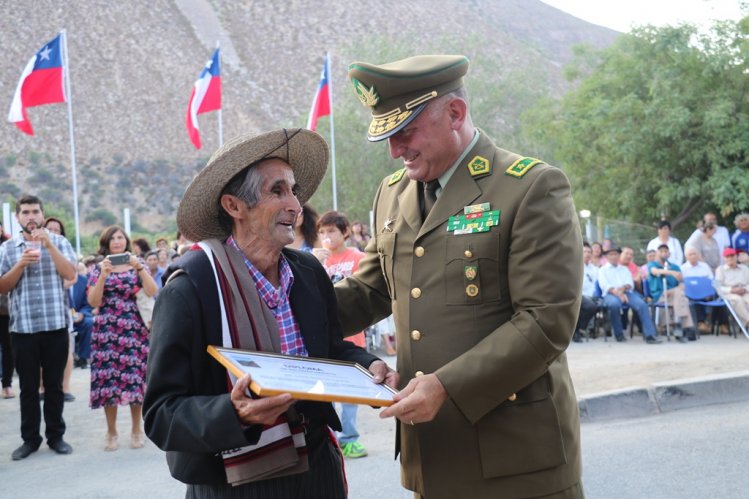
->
xmin=468 ymin=156 xmax=491 ymax=177
xmin=388 ymin=168 xmax=406 ymax=186
xmin=352 ymin=78 xmax=380 ymax=108
xmin=506 ymin=157 xmax=542 ymax=178
xmin=466 ymin=284 xmax=479 ymax=297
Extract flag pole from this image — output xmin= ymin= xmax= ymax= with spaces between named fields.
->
xmin=327 ymin=52 xmax=338 ymax=211
xmin=216 ymin=41 xmax=223 ymax=147
xmin=61 ymin=29 xmax=81 ymax=255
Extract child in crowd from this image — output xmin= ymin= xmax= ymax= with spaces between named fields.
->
xmin=313 ymin=211 xmax=368 ymax=459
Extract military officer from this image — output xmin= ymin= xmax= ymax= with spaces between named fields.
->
xmin=334 ymin=55 xmax=584 ymax=498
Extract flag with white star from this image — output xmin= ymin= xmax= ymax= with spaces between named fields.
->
xmin=186 ymin=48 xmax=221 ymax=149
xmin=7 ymin=33 xmax=66 ymax=135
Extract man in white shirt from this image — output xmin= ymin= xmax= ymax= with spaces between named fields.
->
xmin=647 ymin=220 xmax=683 ymax=265
xmin=715 ymin=248 xmax=749 ymax=330
xmin=681 ymin=247 xmax=728 ymax=334
xmin=574 ymin=242 xmax=598 ymax=342
xmin=598 ymin=247 xmax=661 ymax=343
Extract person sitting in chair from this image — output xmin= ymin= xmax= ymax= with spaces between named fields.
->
xmin=598 ymin=247 xmax=661 ymax=344
xmin=647 ymin=244 xmax=695 ymax=342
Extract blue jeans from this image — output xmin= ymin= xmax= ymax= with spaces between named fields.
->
xmin=73 ymin=316 xmax=93 ymax=360
xmin=603 ymin=292 xmax=656 ymax=338
xmin=337 ymin=403 xmax=359 ymax=444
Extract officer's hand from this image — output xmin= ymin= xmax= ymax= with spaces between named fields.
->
xmin=230 ymin=374 xmax=295 ymax=426
xmin=368 ymin=360 xmax=400 ymax=390
xmin=379 ymin=373 xmax=448 ymax=424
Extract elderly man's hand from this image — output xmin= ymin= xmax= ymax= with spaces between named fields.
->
xmin=379 ymin=373 xmax=448 ymax=425
xmin=368 ymin=360 xmax=399 ymax=390
xmin=230 ymin=374 xmax=295 ymax=426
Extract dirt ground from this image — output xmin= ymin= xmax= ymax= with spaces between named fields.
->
xmin=566 ymin=333 xmax=749 ymax=396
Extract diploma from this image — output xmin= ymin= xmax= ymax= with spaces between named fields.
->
xmin=208 ymin=346 xmax=396 ymax=407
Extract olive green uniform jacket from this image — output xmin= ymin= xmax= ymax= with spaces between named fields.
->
xmin=335 ymin=132 xmax=583 ymax=498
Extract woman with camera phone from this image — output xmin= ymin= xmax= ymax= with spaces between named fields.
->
xmin=87 ymin=225 xmax=157 ymax=451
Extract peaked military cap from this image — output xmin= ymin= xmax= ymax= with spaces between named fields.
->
xmin=348 ymin=55 xmax=469 ymax=141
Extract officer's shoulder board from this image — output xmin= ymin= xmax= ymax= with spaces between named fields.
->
xmin=387 ymin=168 xmax=406 ymax=186
xmin=505 ymin=157 xmax=543 ymax=178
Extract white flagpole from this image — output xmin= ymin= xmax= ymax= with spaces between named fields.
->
xmin=61 ymin=29 xmax=82 ymax=255
xmin=327 ymin=52 xmax=338 ymax=211
xmin=216 ymin=41 xmax=223 ymax=147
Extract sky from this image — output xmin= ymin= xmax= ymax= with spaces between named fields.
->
xmin=541 ymin=0 xmax=746 ymax=32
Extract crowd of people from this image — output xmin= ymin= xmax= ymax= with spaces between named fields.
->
xmin=0 ymin=196 xmax=188 ymax=459
xmin=3 ymin=50 xmax=749 ymax=498
xmin=576 ymin=211 xmax=749 ymax=343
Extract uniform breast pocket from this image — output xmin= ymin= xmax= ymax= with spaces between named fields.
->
xmin=444 ymin=232 xmax=501 ymax=305
xmin=376 ymin=232 xmax=396 ymax=300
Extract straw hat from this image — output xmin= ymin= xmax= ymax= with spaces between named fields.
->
xmin=177 ymin=128 xmax=328 ymax=242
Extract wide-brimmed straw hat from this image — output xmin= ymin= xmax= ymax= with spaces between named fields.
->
xmin=177 ymin=128 xmax=328 ymax=242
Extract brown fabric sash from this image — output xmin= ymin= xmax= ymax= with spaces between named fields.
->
xmin=197 ymin=240 xmax=309 ymax=486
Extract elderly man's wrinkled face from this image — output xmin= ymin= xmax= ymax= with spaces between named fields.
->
xmin=738 ymin=217 xmax=749 ymax=232
xmin=246 ymin=159 xmax=302 ymax=249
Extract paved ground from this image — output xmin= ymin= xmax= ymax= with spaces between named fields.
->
xmin=0 ymin=333 xmax=746 ymax=497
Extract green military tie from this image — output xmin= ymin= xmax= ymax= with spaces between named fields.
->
xmin=422 ymin=180 xmax=439 ymax=220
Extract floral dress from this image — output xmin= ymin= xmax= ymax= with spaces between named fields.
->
xmin=88 ymin=266 xmax=149 ymax=408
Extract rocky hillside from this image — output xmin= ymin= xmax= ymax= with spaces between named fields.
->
xmin=0 ymin=0 xmax=618 ymax=233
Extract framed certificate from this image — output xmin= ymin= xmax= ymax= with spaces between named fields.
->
xmin=207 ymin=346 xmax=397 ymax=407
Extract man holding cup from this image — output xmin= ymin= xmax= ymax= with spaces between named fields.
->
xmin=0 ymin=194 xmax=77 ymax=460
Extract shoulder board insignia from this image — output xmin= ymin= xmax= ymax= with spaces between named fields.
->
xmin=467 ymin=155 xmax=491 ymax=177
xmin=505 ymin=157 xmax=542 ymax=178
xmin=388 ymin=168 xmax=406 ymax=186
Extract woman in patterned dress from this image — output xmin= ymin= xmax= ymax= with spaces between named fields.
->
xmin=87 ymin=226 xmax=157 ymax=451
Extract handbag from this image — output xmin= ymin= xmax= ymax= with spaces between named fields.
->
xmin=135 ymin=288 xmax=155 ymax=329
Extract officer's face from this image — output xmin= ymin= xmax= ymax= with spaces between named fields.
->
xmin=387 ymin=97 xmax=462 ymax=182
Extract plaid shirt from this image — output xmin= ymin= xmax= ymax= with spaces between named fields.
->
xmin=0 ymin=233 xmax=77 ymax=334
xmin=228 ymin=238 xmax=308 ymax=356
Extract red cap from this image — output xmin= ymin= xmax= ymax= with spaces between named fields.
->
xmin=723 ymin=247 xmax=738 ymax=257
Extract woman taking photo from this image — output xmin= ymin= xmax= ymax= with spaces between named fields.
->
xmin=87 ymin=225 xmax=157 ymax=451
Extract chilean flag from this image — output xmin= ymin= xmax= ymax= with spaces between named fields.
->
xmin=306 ymin=55 xmax=331 ymax=131
xmin=8 ymin=34 xmax=66 ymax=136
xmin=186 ymin=48 xmax=221 ymax=149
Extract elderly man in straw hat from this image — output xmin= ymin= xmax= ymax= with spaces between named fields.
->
xmin=333 ymin=55 xmax=584 ymax=498
xmin=143 ymin=128 xmax=398 ymax=498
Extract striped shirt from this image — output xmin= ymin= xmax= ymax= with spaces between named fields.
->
xmin=0 ymin=233 xmax=77 ymax=334
xmin=228 ymin=238 xmax=308 ymax=357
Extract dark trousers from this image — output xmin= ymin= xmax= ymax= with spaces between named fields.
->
xmin=186 ymin=429 xmax=345 ymax=499
xmin=73 ymin=316 xmax=93 ymax=360
xmin=0 ymin=315 xmax=13 ymax=388
xmin=11 ymin=329 xmax=68 ymax=447
xmin=692 ymin=303 xmax=728 ymax=325
xmin=576 ymin=296 xmax=597 ymax=332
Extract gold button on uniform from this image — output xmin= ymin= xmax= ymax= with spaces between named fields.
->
xmin=414 ymin=246 xmax=425 ymax=257
xmin=466 ymin=284 xmax=479 ymax=297
xmin=411 ymin=288 xmax=422 ymax=299
xmin=508 ymin=393 xmax=517 ymax=402
xmin=414 ymin=371 xmax=424 ymax=377
xmin=410 ymin=330 xmax=422 ymax=341
xmin=464 ymin=249 xmax=473 ymax=258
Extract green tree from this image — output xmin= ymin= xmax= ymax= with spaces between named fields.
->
xmin=524 ymin=19 xmax=749 ymax=229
